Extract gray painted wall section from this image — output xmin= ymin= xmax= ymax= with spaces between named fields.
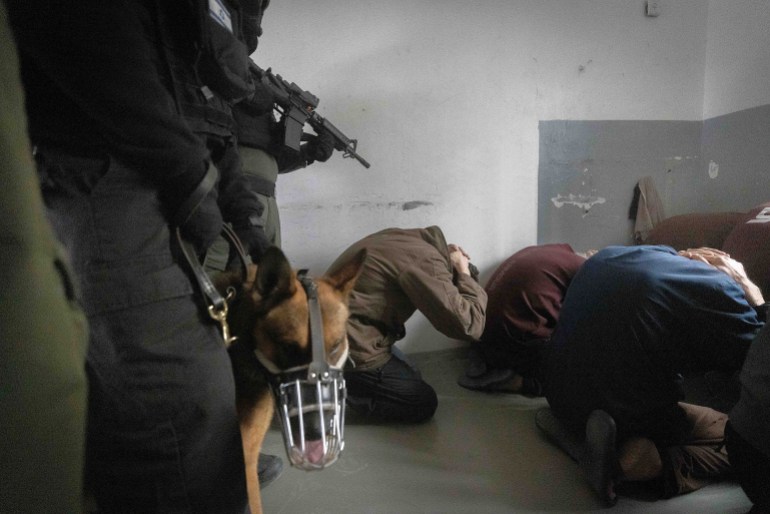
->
xmin=538 ymin=104 xmax=770 ymax=251
xmin=537 ymin=119 xmax=701 ymax=252
xmin=700 ymin=104 xmax=770 ymax=212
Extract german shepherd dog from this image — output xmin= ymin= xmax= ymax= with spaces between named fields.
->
xmin=215 ymin=246 xmax=366 ymax=514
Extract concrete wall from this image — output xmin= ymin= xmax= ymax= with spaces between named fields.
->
xmin=699 ymin=104 xmax=770 ymax=212
xmin=699 ymin=0 xmax=770 ymax=212
xmin=702 ymin=0 xmax=770 ymax=118
xmin=253 ymin=0 xmax=766 ymax=353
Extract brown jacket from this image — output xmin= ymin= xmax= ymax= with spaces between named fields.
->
xmin=326 ymin=226 xmax=487 ymax=370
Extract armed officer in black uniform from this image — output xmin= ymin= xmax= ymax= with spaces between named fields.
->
xmin=6 ymin=0 xmax=270 ymax=512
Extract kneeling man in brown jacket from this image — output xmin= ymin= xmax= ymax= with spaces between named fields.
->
xmin=326 ymin=226 xmax=487 ymax=423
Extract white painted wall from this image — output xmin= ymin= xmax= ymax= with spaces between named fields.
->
xmin=253 ymin=0 xmax=710 ymax=353
xmin=702 ymin=0 xmax=770 ymax=119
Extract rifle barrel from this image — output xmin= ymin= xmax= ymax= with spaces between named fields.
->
xmin=250 ymin=60 xmax=370 ymax=169
xmin=345 ymin=146 xmax=371 ymax=169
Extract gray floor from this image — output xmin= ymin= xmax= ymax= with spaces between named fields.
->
xmin=261 ymin=349 xmax=752 ymax=514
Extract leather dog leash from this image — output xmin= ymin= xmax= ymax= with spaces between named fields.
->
xmin=171 ymin=162 xmax=251 ymax=345
xmin=175 ymin=224 xmax=249 ymax=346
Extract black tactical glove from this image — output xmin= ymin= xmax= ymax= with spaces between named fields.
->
xmin=300 ymin=131 xmax=335 ymax=164
xmin=167 ymin=163 xmax=224 ymax=255
xmin=231 ymin=215 xmax=271 ymax=264
xmin=238 ymin=80 xmax=274 ymax=116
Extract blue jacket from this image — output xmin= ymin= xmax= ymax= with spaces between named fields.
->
xmin=545 ymin=245 xmax=764 ymax=445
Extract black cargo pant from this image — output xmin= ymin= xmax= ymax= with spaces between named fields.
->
xmin=345 ymin=348 xmax=438 ymax=424
xmin=36 ymin=149 xmax=248 ymax=514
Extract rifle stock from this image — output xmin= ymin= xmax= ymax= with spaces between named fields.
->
xmin=248 ymin=61 xmax=370 ymax=169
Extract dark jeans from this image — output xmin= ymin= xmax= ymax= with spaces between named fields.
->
xmin=345 ymin=349 xmax=437 ymax=423
xmin=37 ymin=149 xmax=248 ymax=514
xmin=726 ymin=421 xmax=770 ymax=510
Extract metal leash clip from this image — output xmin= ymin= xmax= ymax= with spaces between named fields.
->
xmin=207 ymin=287 xmax=237 ymax=346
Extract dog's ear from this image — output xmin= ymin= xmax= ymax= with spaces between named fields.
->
xmin=254 ymin=246 xmax=296 ymax=299
xmin=325 ymin=248 xmax=367 ymax=297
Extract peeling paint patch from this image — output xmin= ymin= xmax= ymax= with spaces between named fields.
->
xmin=708 ymin=160 xmax=719 ymax=179
xmin=551 ymin=193 xmax=606 ymax=211
xmin=401 ymin=201 xmax=433 ymax=211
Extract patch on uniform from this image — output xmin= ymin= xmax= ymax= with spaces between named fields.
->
xmin=208 ymin=0 xmax=233 ymax=33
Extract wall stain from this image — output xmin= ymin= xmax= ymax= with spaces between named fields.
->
xmin=708 ymin=160 xmax=719 ymax=179
xmin=401 ymin=201 xmax=433 ymax=211
xmin=551 ymin=193 xmax=606 ymax=212
xmin=578 ymin=59 xmax=593 ymax=73
xmin=292 ymin=200 xmax=435 ymax=212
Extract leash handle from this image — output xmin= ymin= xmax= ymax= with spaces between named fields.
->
xmin=221 ymin=223 xmax=250 ymax=280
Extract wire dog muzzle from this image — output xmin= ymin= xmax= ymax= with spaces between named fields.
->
xmin=176 ymin=227 xmax=345 ymax=470
xmin=255 ymin=271 xmax=347 ymax=471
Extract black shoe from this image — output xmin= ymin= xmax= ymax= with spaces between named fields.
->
xmin=579 ymin=410 xmax=619 ymax=506
xmin=457 ymin=368 xmax=514 ymax=392
xmin=258 ymin=453 xmax=284 ymax=489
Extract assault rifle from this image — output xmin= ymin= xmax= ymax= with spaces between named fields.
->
xmin=248 ymin=61 xmax=370 ymax=169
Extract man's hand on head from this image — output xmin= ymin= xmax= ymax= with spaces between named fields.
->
xmin=448 ymin=244 xmax=471 ymax=276
xmin=679 ymin=247 xmax=765 ymax=306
